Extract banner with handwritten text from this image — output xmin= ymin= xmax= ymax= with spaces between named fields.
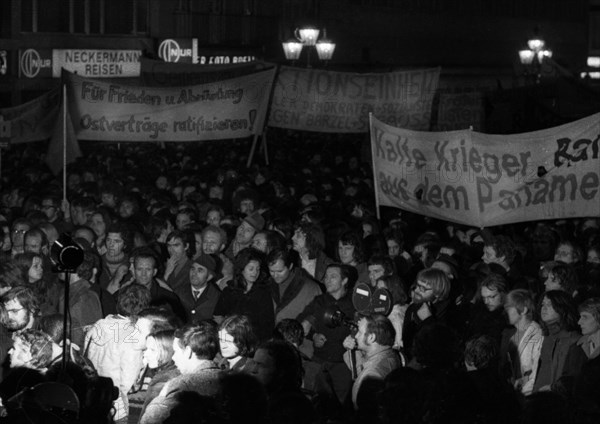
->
xmin=0 ymin=89 xmax=59 ymax=144
xmin=371 ymin=113 xmax=600 ymax=227
xmin=269 ymin=67 xmax=440 ymax=133
xmin=67 ymin=68 xmax=276 ymax=141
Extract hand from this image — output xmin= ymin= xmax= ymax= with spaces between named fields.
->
xmin=164 ymin=256 xmax=177 ymax=279
xmin=115 ymin=264 xmax=129 ymax=281
xmin=416 ymin=302 xmax=433 ymax=321
xmin=401 ymin=251 xmax=412 ymax=261
xmin=313 ymin=333 xmax=327 ymax=348
xmin=513 ymin=377 xmax=524 ymax=391
xmin=343 ymin=335 xmax=356 ymax=350
xmin=107 ymin=264 xmax=129 ymax=294
xmin=61 ymin=198 xmax=71 ymax=219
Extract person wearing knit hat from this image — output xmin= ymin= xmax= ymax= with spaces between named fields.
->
xmin=224 ymin=212 xmax=265 ymax=259
xmin=173 ymin=254 xmax=221 ymax=324
xmin=244 ymin=212 xmax=265 ymax=232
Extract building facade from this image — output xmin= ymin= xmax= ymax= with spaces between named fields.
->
xmin=0 ymin=0 xmax=594 ymax=131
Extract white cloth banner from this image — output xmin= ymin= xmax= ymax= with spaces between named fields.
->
xmin=370 ymin=113 xmax=600 ymax=227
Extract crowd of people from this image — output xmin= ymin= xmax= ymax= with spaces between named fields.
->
xmin=0 ymin=130 xmax=598 ymax=424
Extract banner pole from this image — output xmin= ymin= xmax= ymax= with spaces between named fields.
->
xmin=247 ymin=64 xmax=279 ymax=168
xmin=62 ymin=84 xmax=67 ymax=203
xmin=369 ymin=113 xmax=381 ymax=221
xmin=262 ymin=129 xmax=269 ymax=165
xmin=246 ymin=133 xmax=259 ymax=168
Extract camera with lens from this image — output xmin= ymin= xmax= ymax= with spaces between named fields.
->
xmin=323 ymin=283 xmax=393 ymax=329
xmin=323 ymin=308 xmax=357 ymax=330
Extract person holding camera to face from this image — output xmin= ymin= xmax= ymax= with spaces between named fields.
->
xmin=297 ymin=263 xmax=356 ymax=408
xmin=342 ymin=314 xmax=402 ymax=415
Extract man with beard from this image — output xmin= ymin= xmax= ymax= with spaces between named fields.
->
xmin=2 ymin=286 xmax=39 ymax=333
xmin=402 ymin=268 xmax=454 ymax=362
xmin=343 ymin=314 xmax=402 ymax=414
xmin=1 ymin=287 xmax=40 ymax=377
xmin=464 ymin=273 xmax=510 ymax=345
xmin=201 ymin=225 xmax=232 ymax=290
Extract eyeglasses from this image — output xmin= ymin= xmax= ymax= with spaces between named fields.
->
xmin=12 ymin=230 xmax=26 ymax=234
xmin=415 ymin=282 xmax=433 ymax=293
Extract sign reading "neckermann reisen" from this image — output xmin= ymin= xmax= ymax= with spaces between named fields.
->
xmin=52 ymin=50 xmax=142 ymax=78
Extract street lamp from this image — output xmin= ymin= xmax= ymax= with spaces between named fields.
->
xmin=282 ymin=25 xmax=336 ymax=66
xmin=518 ymin=34 xmax=552 ymax=83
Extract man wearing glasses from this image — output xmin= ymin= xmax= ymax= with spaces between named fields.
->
xmin=9 ymin=218 xmax=31 ymax=257
xmin=40 ymin=195 xmax=70 ymax=235
xmin=402 ymin=268 xmax=453 ymax=362
xmin=2 ymin=286 xmax=39 ymax=333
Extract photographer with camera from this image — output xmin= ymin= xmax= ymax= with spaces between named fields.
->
xmin=342 ymin=314 xmax=402 ymax=415
xmin=297 ymin=263 xmax=356 ymax=408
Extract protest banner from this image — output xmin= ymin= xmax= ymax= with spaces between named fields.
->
xmin=370 ymin=113 xmax=600 ymax=227
xmin=433 ymin=92 xmax=484 ymax=131
xmin=0 ymin=89 xmax=59 ymax=144
xmin=269 ymin=66 xmax=440 ymax=133
xmin=67 ymin=67 xmax=277 ymax=142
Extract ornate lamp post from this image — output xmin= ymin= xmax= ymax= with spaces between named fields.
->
xmin=282 ymin=25 xmax=335 ymax=67
xmin=518 ymin=34 xmax=552 ymax=84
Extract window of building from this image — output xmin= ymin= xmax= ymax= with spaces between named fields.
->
xmin=19 ymin=0 xmax=148 ymax=34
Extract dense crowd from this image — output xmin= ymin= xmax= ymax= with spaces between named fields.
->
xmin=0 ymin=130 xmax=599 ymax=424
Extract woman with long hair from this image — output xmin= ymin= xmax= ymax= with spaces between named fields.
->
xmin=88 ymin=207 xmax=114 ymax=256
xmin=218 ymin=314 xmax=258 ymax=371
xmin=13 ymin=251 xmax=43 ymax=284
xmin=499 ymin=289 xmax=543 ymax=395
xmin=533 ymin=290 xmax=586 ymax=393
xmin=336 ymin=230 xmax=369 ymax=284
xmin=13 ymin=252 xmax=60 ymax=316
xmin=543 ymin=263 xmax=579 ymax=297
xmin=137 ymin=329 xmax=180 ymax=418
xmin=214 ymin=248 xmax=274 ymax=341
